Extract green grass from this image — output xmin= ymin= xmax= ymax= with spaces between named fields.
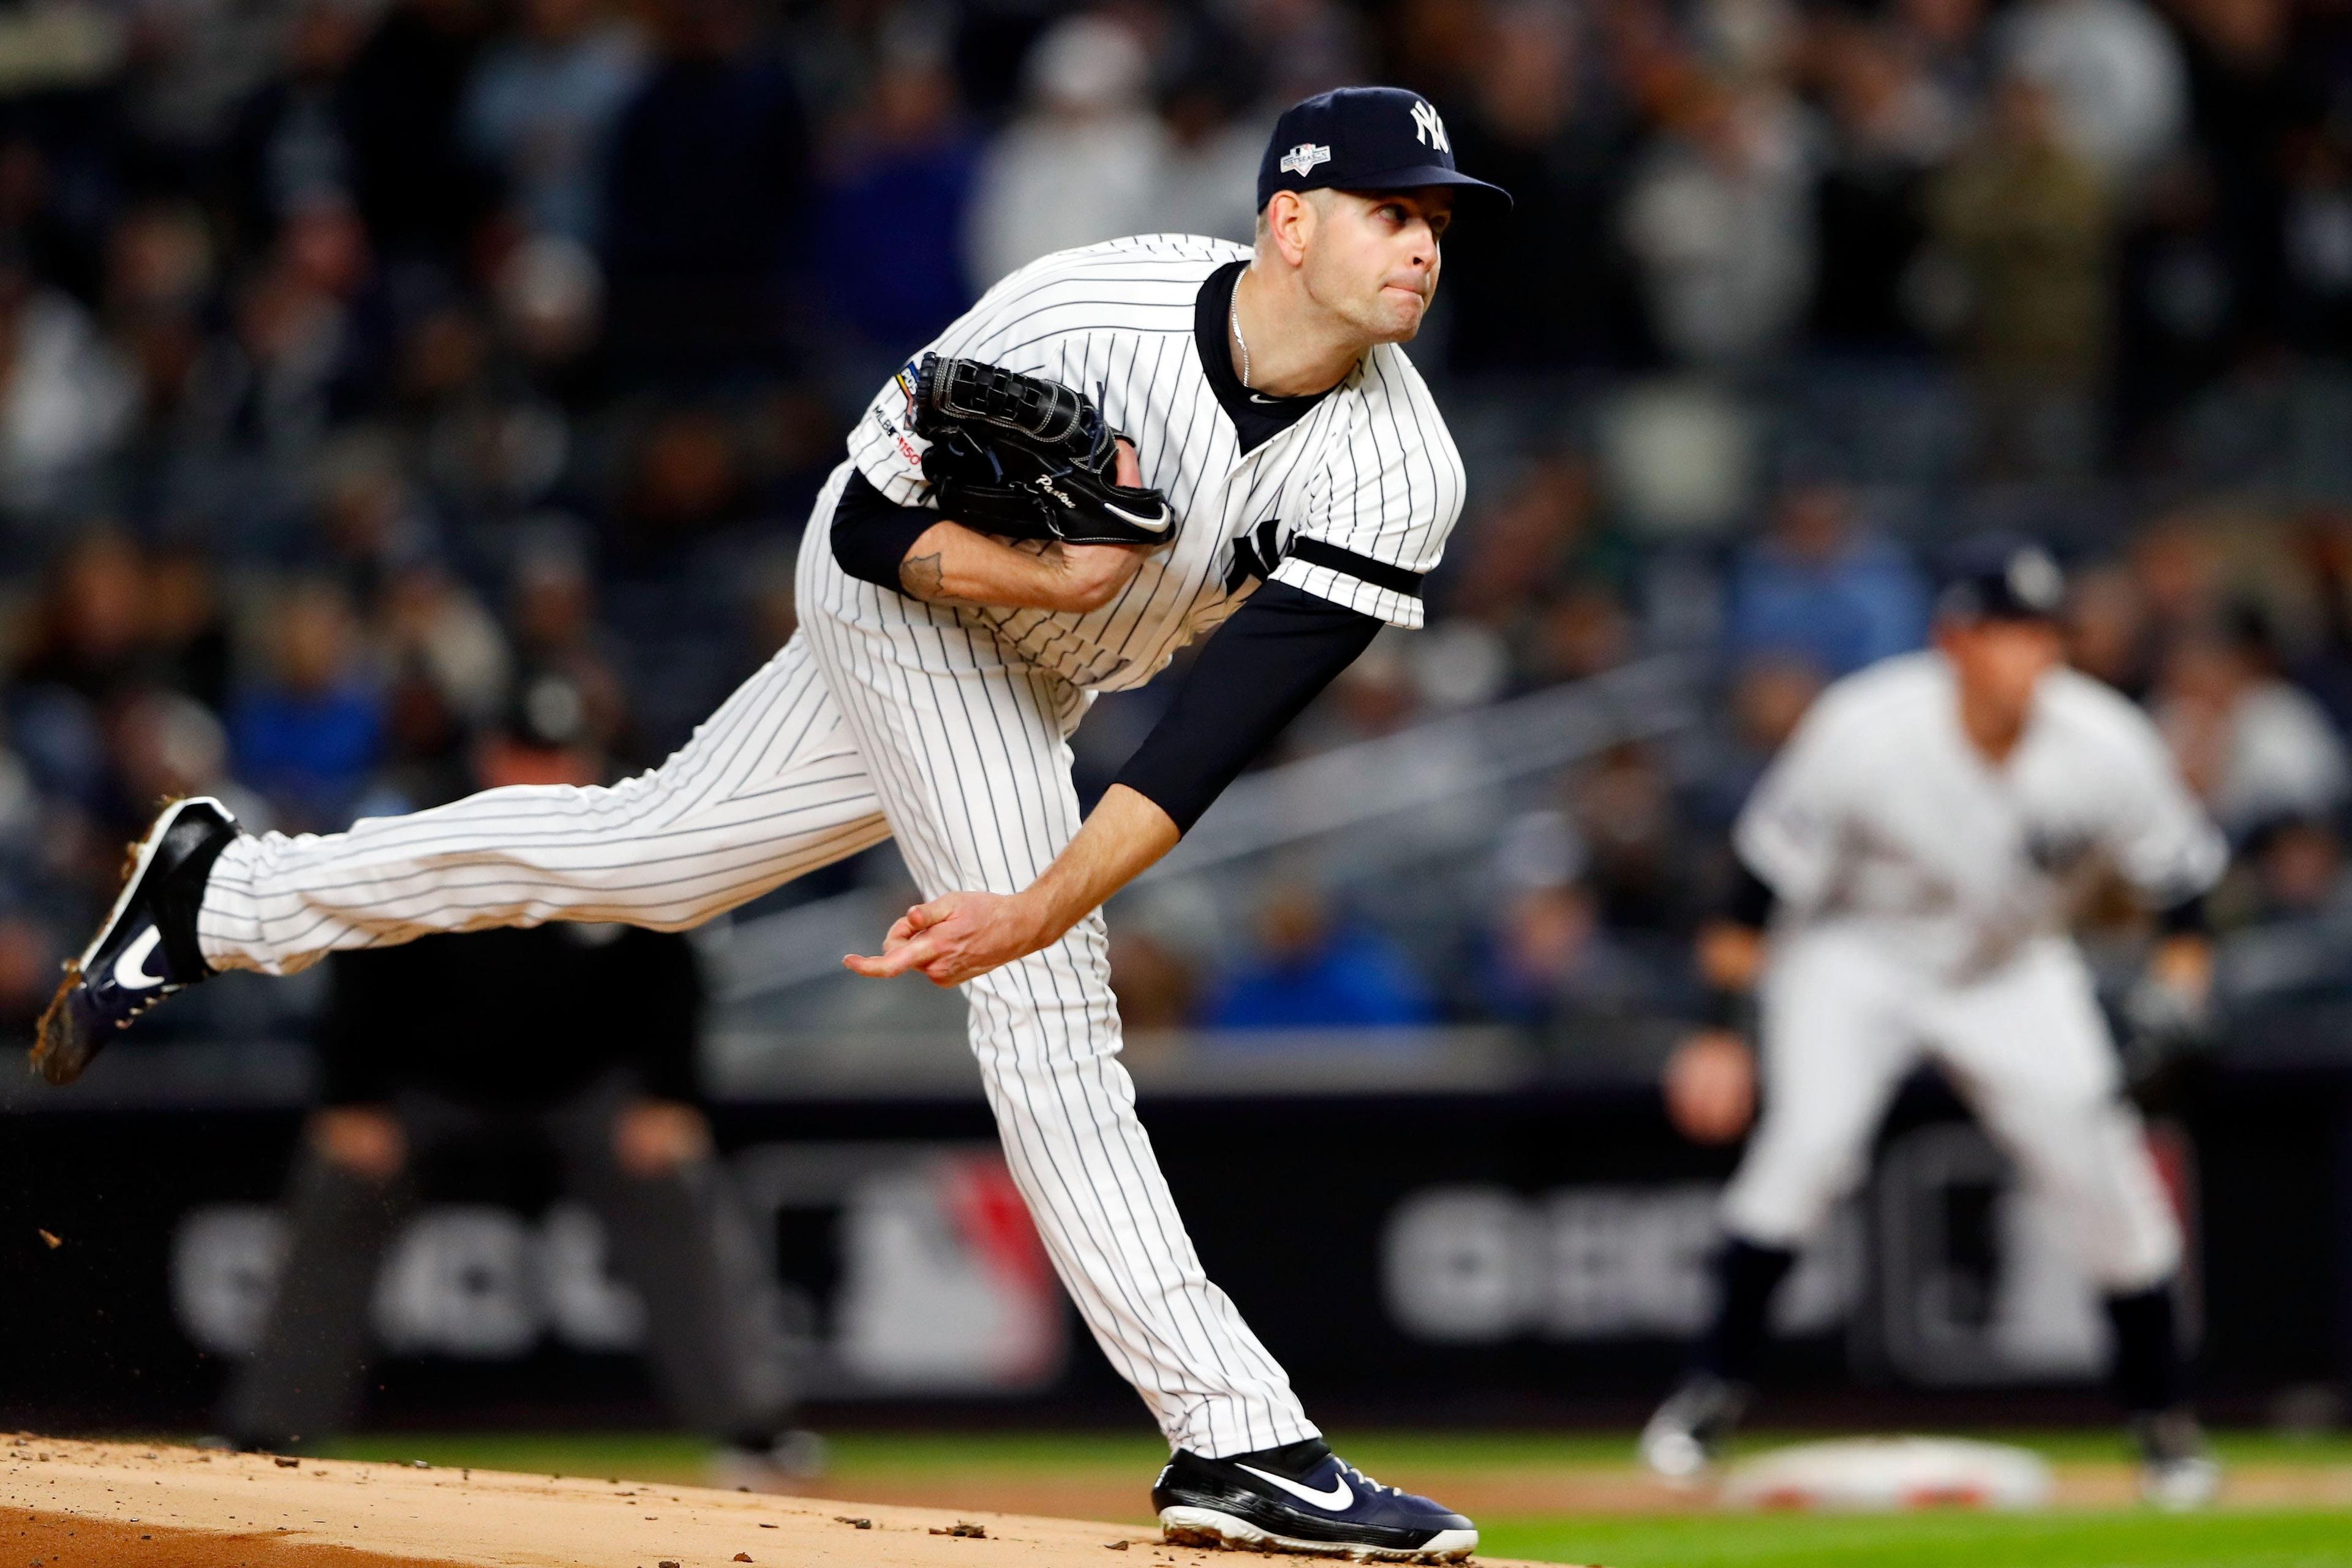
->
xmin=305 ymin=1429 xmax=2352 ymax=1567
xmin=1482 ymin=1510 xmax=2352 ymax=1567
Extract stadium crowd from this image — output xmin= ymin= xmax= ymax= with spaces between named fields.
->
xmin=4 ymin=0 xmax=2352 ymax=1050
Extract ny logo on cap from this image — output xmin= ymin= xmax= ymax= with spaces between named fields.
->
xmin=1411 ymin=99 xmax=1450 ymax=154
xmin=1280 ymin=142 xmax=1332 ymax=177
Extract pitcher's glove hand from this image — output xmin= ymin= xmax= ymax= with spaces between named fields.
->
xmin=910 ymin=353 xmax=1177 ymax=548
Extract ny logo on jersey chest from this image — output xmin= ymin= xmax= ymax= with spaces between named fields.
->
xmin=1224 ymin=517 xmax=1287 ymax=594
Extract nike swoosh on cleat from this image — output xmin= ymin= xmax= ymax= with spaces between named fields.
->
xmin=113 ymin=927 xmax=168 ymax=991
xmin=1235 ymin=1464 xmax=1353 ymax=1512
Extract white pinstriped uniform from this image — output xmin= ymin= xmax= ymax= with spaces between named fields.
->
xmin=1722 ymin=654 xmax=2226 ymax=1292
xmin=192 ymin=235 xmax=1468 ymax=1458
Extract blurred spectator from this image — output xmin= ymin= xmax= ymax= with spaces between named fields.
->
xmin=1724 ymin=480 xmax=1929 ymax=678
xmin=13 ymin=530 xmax=151 ymax=705
xmin=1899 ymin=0 xmax=1994 ymax=104
xmin=1205 ymin=881 xmax=1438 ymax=1030
xmin=1620 ymin=73 xmax=1817 ymax=368
xmin=1146 ymin=79 xmax=1266 ymax=247
xmin=1808 ymin=17 xmax=1958 ymax=353
xmin=1447 ymin=455 xmax=1635 ymax=660
xmin=2287 ymin=512 xmax=2352 ymax=738
xmin=311 ymin=428 xmax=437 ymax=598
xmin=0 ymin=261 xmax=137 ymax=511
xmin=2214 ymin=815 xmax=2352 ymax=1003
xmin=1926 ymin=72 xmax=2111 ymax=474
xmin=1233 ymin=0 xmax=1370 ymax=106
xmin=1569 ymin=742 xmax=1699 ymax=938
xmin=1476 ymin=880 xmax=1662 ymax=1023
xmin=0 ymin=0 xmax=2345 ymax=1062
xmin=2240 ymin=815 xmax=2351 ymax=922
xmin=1689 ymin=654 xmax=1823 ymax=829
xmin=1469 ymin=808 xmax=1664 ymax=1024
xmin=603 ymin=0 xmax=811 ymax=375
xmin=2114 ymin=154 xmax=2244 ymax=447
xmin=2156 ymin=612 xmax=2351 ymax=838
xmin=109 ymin=687 xmax=259 ymax=830
xmin=337 ymin=0 xmax=499 ymax=265
xmin=2165 ymin=0 xmax=2297 ymax=358
xmin=377 ymin=562 xmax=510 ymax=724
xmin=229 ymin=199 xmax=388 ymax=460
xmin=816 ymin=36 xmax=981 ymax=355
xmin=2280 ymin=114 xmax=2352 ymax=355
xmin=222 ymin=0 xmax=369 ymax=243
xmin=2128 ymin=515 xmax=2224 ymax=641
xmin=1283 ymin=631 xmax=1422 ymax=752
xmin=227 ymin=578 xmax=384 ymax=829
xmin=965 ymin=15 xmax=1164 ymax=290
xmin=2065 ymin=559 xmax=2157 ymax=699
xmin=1439 ymin=0 xmax=1640 ymax=375
xmin=493 ymin=232 xmax=606 ymax=379
xmin=509 ymin=529 xmax=630 ymax=750
xmin=355 ymin=656 xmax=472 ymax=814
xmin=1109 ymin=927 xmax=1199 ymax=1029
xmin=1524 ymin=584 xmax=1635 ymax=686
xmin=463 ymin=0 xmax=647 ymax=246
xmin=1997 ymin=0 xmax=2186 ymax=187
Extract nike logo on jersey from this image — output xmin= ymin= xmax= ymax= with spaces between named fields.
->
xmin=1237 ymin=1464 xmax=1354 ymax=1512
xmin=1248 ymin=393 xmax=1286 ymax=404
xmin=113 ymin=926 xmax=167 ymax=990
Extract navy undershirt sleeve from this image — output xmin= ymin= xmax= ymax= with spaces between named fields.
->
xmin=1113 ymin=580 xmax=1381 ymax=833
xmin=2157 ymin=890 xmax=2210 ymax=937
xmin=1722 ymin=861 xmax=1777 ymax=930
xmin=830 ymin=467 xmax=940 ymax=590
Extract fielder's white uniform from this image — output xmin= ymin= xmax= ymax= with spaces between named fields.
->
xmin=190 ymin=235 xmax=1466 ymax=1458
xmin=1721 ymin=652 xmax=2227 ymax=1291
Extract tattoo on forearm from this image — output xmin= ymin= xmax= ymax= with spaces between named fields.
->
xmin=900 ymin=551 xmax=952 ymax=601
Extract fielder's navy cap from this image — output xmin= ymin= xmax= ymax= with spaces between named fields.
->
xmin=1937 ymin=538 xmax=2067 ymax=624
xmin=1257 ymin=86 xmax=1512 ymax=214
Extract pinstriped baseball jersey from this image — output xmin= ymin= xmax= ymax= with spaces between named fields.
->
xmin=189 ymin=231 xmax=1488 ymax=1468
xmin=843 ymin=233 xmax=1467 ymax=690
xmin=1737 ymin=652 xmax=2226 ymax=978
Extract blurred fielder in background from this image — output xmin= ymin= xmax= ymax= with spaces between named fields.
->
xmin=1644 ymin=540 xmax=2230 ymax=1509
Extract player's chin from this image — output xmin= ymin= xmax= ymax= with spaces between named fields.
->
xmin=1370 ymin=288 xmax=1430 ymax=341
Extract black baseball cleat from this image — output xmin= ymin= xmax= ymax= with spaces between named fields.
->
xmin=1153 ymin=1439 xmax=1476 ymax=1562
xmin=1639 ymin=1373 xmax=1752 ymax=1480
xmin=2135 ymin=1408 xmax=2222 ymax=1510
xmin=33 ymin=796 xmax=240 ymax=1085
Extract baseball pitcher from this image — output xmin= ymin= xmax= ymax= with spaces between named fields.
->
xmin=39 ymin=88 xmax=1504 ymax=1563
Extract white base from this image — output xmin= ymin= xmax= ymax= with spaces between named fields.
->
xmin=1724 ymin=1436 xmax=2052 ymax=1512
xmin=1159 ymin=1506 xmax=1476 ymax=1562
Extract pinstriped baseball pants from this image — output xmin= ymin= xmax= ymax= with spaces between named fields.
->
xmin=194 ymin=514 xmax=1319 ymax=1461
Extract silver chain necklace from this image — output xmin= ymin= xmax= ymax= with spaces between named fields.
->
xmin=1229 ymin=288 xmax=1252 ymax=390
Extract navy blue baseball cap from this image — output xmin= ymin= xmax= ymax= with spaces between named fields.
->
xmin=1257 ymin=86 xmax=1512 ymax=214
xmin=1937 ymin=538 xmax=2067 ymax=624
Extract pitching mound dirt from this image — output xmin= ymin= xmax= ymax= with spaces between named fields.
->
xmin=0 ymin=1439 xmax=1551 ymax=1568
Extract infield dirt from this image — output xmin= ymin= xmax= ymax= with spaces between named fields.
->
xmin=0 ymin=1439 xmax=1553 ymax=1568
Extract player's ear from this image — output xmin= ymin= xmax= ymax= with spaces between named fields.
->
xmin=1263 ymin=190 xmax=1314 ymax=268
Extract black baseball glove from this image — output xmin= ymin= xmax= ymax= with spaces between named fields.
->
xmin=908 ymin=353 xmax=1177 ymax=548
